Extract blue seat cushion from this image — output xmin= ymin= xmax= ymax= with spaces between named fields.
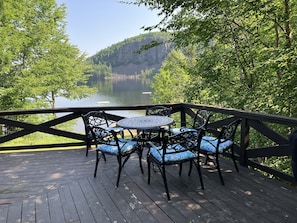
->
xmin=105 ymin=127 xmax=123 ymax=133
xmin=150 ymin=144 xmax=198 ymax=164
xmin=97 ymin=139 xmax=138 ymax=155
xmin=87 ymin=130 xmax=109 ymax=139
xmin=200 ymin=136 xmax=233 ymax=153
xmin=170 ymin=127 xmax=197 ymax=135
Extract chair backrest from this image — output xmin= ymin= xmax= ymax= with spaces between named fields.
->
xmin=146 ymin=106 xmax=172 ymax=117
xmin=161 ymin=130 xmax=202 ymax=159
xmin=81 ymin=111 xmax=109 ymax=133
xmin=89 ymin=126 xmax=119 ymax=147
xmin=192 ymin=110 xmax=212 ymax=131
xmin=219 ymin=119 xmax=241 ymax=143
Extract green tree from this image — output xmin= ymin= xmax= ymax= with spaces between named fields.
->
xmin=0 ymin=0 xmax=93 ymax=110
xmin=89 ymin=63 xmax=112 ymax=80
xmin=151 ymin=49 xmax=190 ymax=103
xmin=132 ymin=0 xmax=297 ymax=117
xmin=132 ymin=0 xmax=297 ymax=175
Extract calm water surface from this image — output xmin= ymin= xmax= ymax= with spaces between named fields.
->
xmin=56 ymin=78 xmax=152 ymax=131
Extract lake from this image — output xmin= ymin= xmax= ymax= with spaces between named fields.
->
xmin=55 ymin=78 xmax=152 ymax=131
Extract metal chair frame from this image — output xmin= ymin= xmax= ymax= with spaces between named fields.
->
xmin=81 ymin=110 xmax=114 ymax=156
xmin=147 ymin=130 xmax=204 ymax=200
xmin=200 ymin=119 xmax=241 ymax=185
xmin=170 ymin=109 xmax=211 ymax=135
xmin=91 ymin=126 xmax=143 ymax=187
xmin=143 ymin=106 xmax=172 ymax=143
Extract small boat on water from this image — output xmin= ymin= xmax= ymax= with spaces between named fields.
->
xmin=142 ymin=91 xmax=152 ymax=95
xmin=97 ymin=101 xmax=110 ymax=104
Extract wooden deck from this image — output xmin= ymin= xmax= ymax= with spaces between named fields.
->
xmin=0 ymin=148 xmax=297 ymax=223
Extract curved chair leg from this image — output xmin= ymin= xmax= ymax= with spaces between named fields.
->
xmin=86 ymin=139 xmax=91 ymax=156
xmin=230 ymin=146 xmax=239 ymax=172
xmin=94 ymin=150 xmax=101 ymax=177
xmin=216 ymin=154 xmax=225 ymax=185
xmin=194 ymin=159 xmax=204 ymax=189
xmin=115 ymin=155 xmax=133 ymax=187
xmin=161 ymin=165 xmax=170 ymax=200
xmin=147 ymin=158 xmax=151 ymax=184
xmin=188 ymin=161 xmax=193 ymax=176
xmin=181 ymin=161 xmax=194 ymax=176
xmin=138 ymin=148 xmax=144 ymax=174
xmin=116 ymin=156 xmax=122 ymax=187
xmin=179 ymin=163 xmax=183 ymax=176
xmin=102 ymin=153 xmax=107 ymax=161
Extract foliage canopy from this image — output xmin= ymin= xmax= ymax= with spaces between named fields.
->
xmin=131 ymin=0 xmax=297 ymax=174
xmin=0 ymin=0 xmax=93 ymax=110
xmin=132 ymin=0 xmax=297 ymax=118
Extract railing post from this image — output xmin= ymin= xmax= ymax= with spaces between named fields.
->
xmin=239 ymin=118 xmax=249 ymax=167
xmin=289 ymin=130 xmax=297 ymax=182
xmin=180 ymin=107 xmax=186 ymax=127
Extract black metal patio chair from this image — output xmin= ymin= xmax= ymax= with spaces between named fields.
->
xmin=81 ymin=110 xmax=114 ymax=156
xmin=147 ymin=130 xmax=205 ymax=200
xmin=91 ymin=126 xmax=143 ymax=187
xmin=142 ymin=105 xmax=172 ymax=142
xmin=200 ymin=119 xmax=241 ymax=185
xmin=168 ymin=110 xmax=211 ymax=176
xmin=170 ymin=109 xmax=211 ymax=135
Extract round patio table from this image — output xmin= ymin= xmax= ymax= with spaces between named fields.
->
xmin=117 ymin=115 xmax=173 ymax=130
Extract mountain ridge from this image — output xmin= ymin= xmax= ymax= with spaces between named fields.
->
xmin=88 ymin=32 xmax=173 ymax=75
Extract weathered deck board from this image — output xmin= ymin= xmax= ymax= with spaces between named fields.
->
xmin=0 ymin=148 xmax=297 ymax=223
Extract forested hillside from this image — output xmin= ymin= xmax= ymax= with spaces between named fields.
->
xmin=88 ymin=32 xmax=173 ymax=76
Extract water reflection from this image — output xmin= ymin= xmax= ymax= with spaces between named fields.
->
xmin=91 ymin=78 xmax=152 ymax=106
xmin=56 ymin=78 xmax=152 ymax=123
xmin=57 ymin=78 xmax=152 ymax=107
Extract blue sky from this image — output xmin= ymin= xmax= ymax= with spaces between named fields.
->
xmin=56 ymin=0 xmax=161 ymax=56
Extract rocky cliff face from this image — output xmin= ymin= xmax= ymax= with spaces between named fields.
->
xmin=90 ymin=33 xmax=173 ymax=75
xmin=111 ymin=38 xmax=172 ymax=75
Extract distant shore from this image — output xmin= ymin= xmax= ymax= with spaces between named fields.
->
xmin=107 ymin=73 xmax=141 ymax=80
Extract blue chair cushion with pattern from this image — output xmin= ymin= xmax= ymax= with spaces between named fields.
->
xmin=200 ymin=136 xmax=233 ymax=153
xmin=150 ymin=144 xmax=198 ymax=164
xmin=88 ymin=130 xmax=109 ymax=139
xmin=105 ymin=127 xmax=123 ymax=133
xmin=97 ymin=139 xmax=138 ymax=155
xmin=170 ymin=127 xmax=197 ymax=135
xmin=88 ymin=127 xmax=123 ymax=139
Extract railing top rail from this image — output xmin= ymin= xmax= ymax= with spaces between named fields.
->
xmin=1 ymin=102 xmax=297 ymax=126
xmin=182 ymin=103 xmax=297 ymax=126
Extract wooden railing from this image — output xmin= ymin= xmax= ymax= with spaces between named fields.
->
xmin=1 ymin=103 xmax=297 ymax=184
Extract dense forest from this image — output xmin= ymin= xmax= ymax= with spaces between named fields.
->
xmin=87 ymin=32 xmax=173 ymax=79
xmin=138 ymin=0 xmax=297 ymax=117
xmin=133 ymin=0 xmax=297 ymax=174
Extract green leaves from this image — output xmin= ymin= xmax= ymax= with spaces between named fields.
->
xmin=0 ymin=0 xmax=92 ymax=110
xmin=136 ymin=0 xmax=297 ymax=117
xmin=151 ymin=49 xmax=191 ymax=103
